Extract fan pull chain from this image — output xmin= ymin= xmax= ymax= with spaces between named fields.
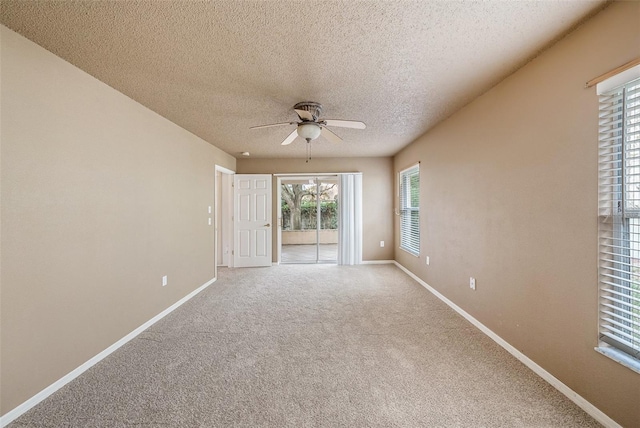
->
xmin=306 ymin=140 xmax=311 ymax=163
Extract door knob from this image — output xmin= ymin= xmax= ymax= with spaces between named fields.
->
xmin=264 ymin=223 xmax=271 ymax=227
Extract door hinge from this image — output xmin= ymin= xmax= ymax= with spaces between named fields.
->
xmin=231 ymin=250 xmax=234 ymax=255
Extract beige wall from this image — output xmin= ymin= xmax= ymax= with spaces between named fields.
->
xmin=237 ymin=157 xmax=394 ymax=261
xmin=3 ymin=1 xmax=638 ymax=424
xmin=394 ymin=2 xmax=640 ymax=427
xmin=0 ymin=26 xmax=236 ymax=414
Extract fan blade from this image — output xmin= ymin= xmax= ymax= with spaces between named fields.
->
xmin=281 ymin=129 xmax=298 ymax=146
xmin=321 ymin=127 xmax=342 ymax=144
xmin=250 ymin=122 xmax=296 ymax=130
xmin=294 ymin=109 xmax=314 ymax=121
xmin=323 ymin=119 xmax=366 ymax=129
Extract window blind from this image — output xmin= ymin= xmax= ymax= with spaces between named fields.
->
xmin=399 ymin=164 xmax=420 ymax=256
xmin=598 ymin=77 xmax=640 ymax=360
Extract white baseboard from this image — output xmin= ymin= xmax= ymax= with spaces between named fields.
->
xmin=361 ymin=260 xmax=395 ymax=264
xmin=0 ymin=277 xmax=216 ymax=427
xmin=393 ymin=261 xmax=621 ymax=428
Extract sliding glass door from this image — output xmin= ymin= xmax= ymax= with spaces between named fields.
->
xmin=317 ymin=176 xmax=338 ymax=262
xmin=280 ymin=176 xmax=338 ymax=263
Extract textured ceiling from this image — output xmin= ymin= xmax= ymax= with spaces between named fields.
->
xmin=1 ymin=1 xmax=606 ymax=159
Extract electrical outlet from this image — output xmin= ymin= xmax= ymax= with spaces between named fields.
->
xmin=162 ymin=276 xmax=168 ymax=287
xmin=426 ymin=256 xmax=430 ymax=265
xmin=470 ymin=277 xmax=476 ymax=290
xmin=380 ymin=241 xmax=385 ymax=247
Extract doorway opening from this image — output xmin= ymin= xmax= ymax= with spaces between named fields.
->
xmin=279 ymin=175 xmax=339 ymax=264
xmin=215 ymin=165 xmax=234 ymax=276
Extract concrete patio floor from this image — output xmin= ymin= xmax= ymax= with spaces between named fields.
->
xmin=281 ymin=244 xmax=337 ymax=263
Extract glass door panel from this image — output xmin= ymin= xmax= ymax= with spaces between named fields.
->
xmin=281 ymin=178 xmax=318 ymax=263
xmin=318 ymin=177 xmax=338 ymax=262
xmin=280 ymin=176 xmax=338 ymax=264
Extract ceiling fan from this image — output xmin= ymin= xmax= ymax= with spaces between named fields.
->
xmin=250 ymin=101 xmax=366 ymax=147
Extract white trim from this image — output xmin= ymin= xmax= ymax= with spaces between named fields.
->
xmin=393 ymin=261 xmax=622 ymax=428
xmin=214 ymin=165 xmax=234 ymax=272
xmin=0 ymin=277 xmax=216 ymax=427
xmin=398 ymin=247 xmax=420 ymax=257
xmin=398 ymin=164 xmax=420 ymax=257
xmin=361 ymin=260 xmax=394 ymax=264
xmin=214 ymin=165 xmax=235 ymax=175
xmin=595 ymin=346 xmax=640 ymax=375
xmin=398 ymin=162 xmax=420 ymax=176
xmin=276 ymin=176 xmax=282 ymax=265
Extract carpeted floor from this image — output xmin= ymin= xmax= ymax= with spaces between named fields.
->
xmin=9 ymin=264 xmax=600 ymax=427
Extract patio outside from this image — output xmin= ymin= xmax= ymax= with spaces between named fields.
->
xmin=281 ymin=179 xmax=338 ymax=263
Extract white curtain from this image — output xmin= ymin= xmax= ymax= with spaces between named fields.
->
xmin=338 ymin=173 xmax=362 ymax=265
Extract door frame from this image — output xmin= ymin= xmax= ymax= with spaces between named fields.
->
xmin=214 ymin=165 xmax=234 ymax=279
xmin=276 ymin=173 xmax=340 ymax=264
xmin=276 ymin=177 xmax=282 ymax=264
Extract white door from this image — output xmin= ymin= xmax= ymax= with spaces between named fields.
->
xmin=234 ymin=174 xmax=272 ymax=267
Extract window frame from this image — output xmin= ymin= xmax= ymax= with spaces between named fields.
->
xmin=399 ymin=164 xmax=420 ymax=256
xmin=596 ymin=73 xmax=640 ymax=373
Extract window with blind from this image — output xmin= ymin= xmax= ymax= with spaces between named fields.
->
xmin=399 ymin=164 xmax=420 ymax=256
xmin=598 ymin=76 xmax=640 ymax=367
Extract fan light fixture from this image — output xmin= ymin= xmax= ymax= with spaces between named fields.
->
xmin=250 ymin=101 xmax=366 ymax=163
xmin=250 ymin=102 xmax=366 ymax=163
xmin=297 ymin=122 xmax=321 ymax=141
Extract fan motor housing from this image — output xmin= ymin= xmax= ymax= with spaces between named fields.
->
xmin=293 ymin=101 xmax=323 ymax=121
